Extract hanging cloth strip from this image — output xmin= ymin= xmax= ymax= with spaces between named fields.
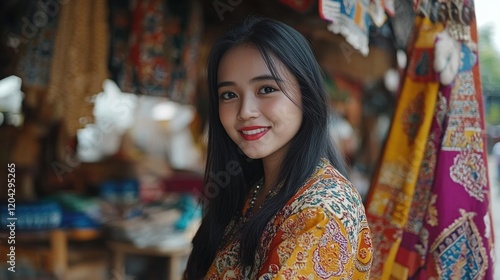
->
xmin=319 ymin=0 xmax=373 ymax=56
xmin=170 ymin=0 xmax=203 ymax=105
xmin=318 ymin=0 xmax=400 ymax=55
xmin=124 ymin=0 xmax=171 ymax=96
xmin=364 ymin=0 xmax=494 ymax=278
xmin=121 ymin=0 xmax=202 ymax=104
xmin=43 ymin=0 xmax=109 ymax=136
xmin=108 ymin=0 xmax=132 ymax=92
xmin=15 ymin=1 xmax=59 ymax=89
xmin=12 ymin=0 xmax=59 ymax=111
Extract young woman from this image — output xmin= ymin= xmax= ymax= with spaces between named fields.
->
xmin=185 ymin=18 xmax=372 ymax=279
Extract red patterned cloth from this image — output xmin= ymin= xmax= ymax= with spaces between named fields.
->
xmin=122 ymin=0 xmax=202 ymax=104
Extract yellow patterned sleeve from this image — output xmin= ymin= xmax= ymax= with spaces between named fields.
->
xmin=258 ymin=207 xmax=372 ymax=279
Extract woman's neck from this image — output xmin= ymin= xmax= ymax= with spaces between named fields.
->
xmin=261 ymin=141 xmax=293 ymax=190
xmin=261 ymin=152 xmax=284 ymax=194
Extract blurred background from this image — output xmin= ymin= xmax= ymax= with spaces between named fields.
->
xmin=0 ymin=0 xmax=498 ymax=279
xmin=476 ymin=1 xmax=500 ymax=279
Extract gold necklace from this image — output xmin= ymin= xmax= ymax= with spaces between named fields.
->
xmin=248 ymin=178 xmax=263 ymax=211
xmin=240 ymin=179 xmax=282 ymax=222
xmin=242 ymin=178 xmax=265 ymax=219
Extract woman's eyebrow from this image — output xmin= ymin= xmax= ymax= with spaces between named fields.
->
xmin=217 ymin=81 xmax=235 ymax=89
xmin=251 ymin=75 xmax=281 ymax=83
xmin=217 ymin=75 xmax=281 ymax=89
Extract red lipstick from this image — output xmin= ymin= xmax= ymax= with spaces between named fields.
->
xmin=238 ymin=126 xmax=270 ymax=141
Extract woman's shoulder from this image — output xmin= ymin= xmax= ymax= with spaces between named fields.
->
xmin=288 ymin=158 xmax=365 ymax=220
xmin=276 ymin=159 xmax=370 ymax=257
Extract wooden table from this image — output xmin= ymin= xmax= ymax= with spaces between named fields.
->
xmin=107 ymin=240 xmax=191 ymax=280
xmin=0 ymin=229 xmax=101 ymax=279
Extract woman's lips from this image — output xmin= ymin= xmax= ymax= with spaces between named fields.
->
xmin=239 ymin=126 xmax=270 ymax=141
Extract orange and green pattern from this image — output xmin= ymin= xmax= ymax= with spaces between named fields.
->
xmin=205 ymin=159 xmax=373 ymax=279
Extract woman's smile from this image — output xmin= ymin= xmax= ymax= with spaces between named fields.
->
xmin=238 ymin=126 xmax=270 ymax=141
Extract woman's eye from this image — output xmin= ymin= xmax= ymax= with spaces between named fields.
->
xmin=259 ymin=86 xmax=277 ymax=94
xmin=220 ymin=92 xmax=237 ymax=100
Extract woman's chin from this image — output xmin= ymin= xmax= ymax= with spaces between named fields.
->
xmin=241 ymin=150 xmax=265 ymax=160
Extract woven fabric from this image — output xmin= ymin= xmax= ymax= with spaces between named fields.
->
xmin=44 ymin=0 xmax=108 ymax=136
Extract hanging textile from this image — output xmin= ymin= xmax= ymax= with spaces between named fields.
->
xmin=389 ymin=0 xmax=416 ymax=49
xmin=123 ymin=0 xmax=170 ymax=96
xmin=121 ymin=0 xmax=202 ymax=104
xmin=43 ymin=0 xmax=109 ymax=136
xmin=365 ymin=0 xmax=494 ymax=279
xmin=108 ymin=0 xmax=132 ymax=91
xmin=317 ymin=0 xmax=405 ymax=55
xmin=173 ymin=0 xmax=202 ymax=105
xmin=15 ymin=2 xmax=58 ymax=90
xmin=3 ymin=0 xmax=59 ymax=111
xmin=319 ymin=0 xmax=373 ymax=56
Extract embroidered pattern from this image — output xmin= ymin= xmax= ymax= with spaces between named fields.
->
xmin=431 ymin=209 xmax=488 ymax=280
xmin=405 ymin=136 xmax=437 ymax=234
xmin=407 ymin=49 xmax=436 ymax=82
xmin=450 ymin=142 xmax=487 ymax=201
xmin=414 ymin=227 xmax=430 ymax=258
xmin=443 ymin=71 xmax=482 ymax=150
xmin=403 ymin=93 xmax=425 ymax=143
xmin=204 ymin=159 xmax=372 ymax=279
xmin=456 ymin=72 xmax=475 ymax=96
xmin=355 ymin=226 xmax=373 ymax=272
xmin=436 ymin=91 xmax=448 ymax=128
xmin=313 ymin=218 xmax=350 ymax=277
xmin=364 ymin=9 xmax=494 ymax=278
xmin=426 ymin=194 xmax=438 ymax=227
xmin=377 ymin=162 xmax=410 ymax=189
xmin=367 ymin=217 xmax=400 ymax=277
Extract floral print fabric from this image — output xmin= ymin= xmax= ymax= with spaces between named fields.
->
xmin=205 ymin=159 xmax=372 ymax=279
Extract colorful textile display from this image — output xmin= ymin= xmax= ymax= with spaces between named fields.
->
xmin=44 ymin=0 xmax=109 ymax=136
xmin=123 ymin=0 xmax=171 ymax=96
xmin=121 ymin=0 xmax=202 ymax=104
xmin=108 ymin=0 xmax=132 ymax=91
xmin=8 ymin=1 xmax=59 ymax=111
xmin=319 ymin=0 xmax=373 ymax=56
xmin=15 ymin=2 xmax=58 ymax=89
xmin=317 ymin=0 xmax=405 ymax=55
xmin=365 ymin=0 xmax=494 ymax=279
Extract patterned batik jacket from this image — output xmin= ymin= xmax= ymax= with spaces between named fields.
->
xmin=205 ymin=159 xmax=373 ymax=279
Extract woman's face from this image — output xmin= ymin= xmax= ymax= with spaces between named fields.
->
xmin=217 ymin=44 xmax=303 ymax=163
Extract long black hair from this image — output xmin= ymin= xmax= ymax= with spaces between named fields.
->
xmin=185 ymin=17 xmax=348 ymax=279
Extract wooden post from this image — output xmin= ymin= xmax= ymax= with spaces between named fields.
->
xmin=50 ymin=230 xmax=67 ymax=279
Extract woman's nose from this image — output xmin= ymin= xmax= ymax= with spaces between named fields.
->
xmin=237 ymin=95 xmax=259 ymax=120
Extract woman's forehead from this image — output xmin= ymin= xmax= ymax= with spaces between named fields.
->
xmin=217 ymin=44 xmax=291 ymax=83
